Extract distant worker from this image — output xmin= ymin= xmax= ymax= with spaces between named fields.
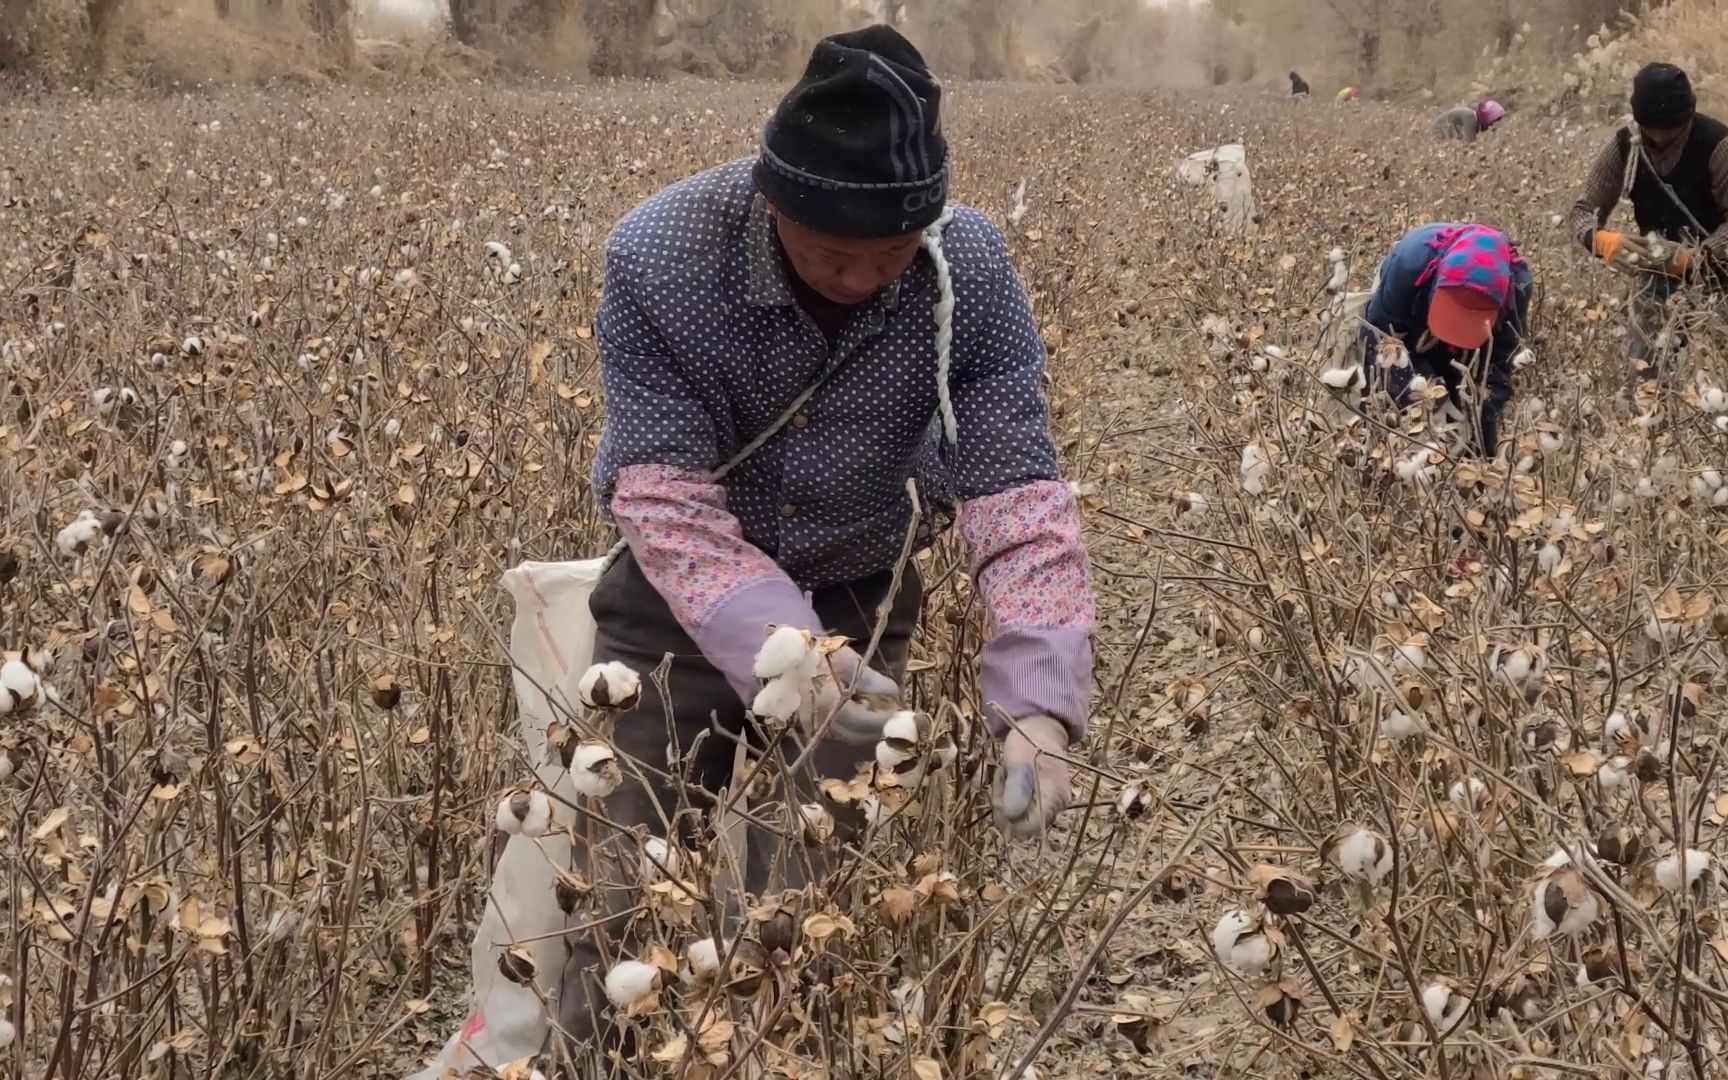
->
xmin=1358 ymin=223 xmax=1532 ymax=457
xmin=1568 ymin=61 xmax=1727 ymax=379
xmin=1433 ymin=100 xmax=1507 ymax=142
xmin=1337 ymin=86 xmax=1361 ymax=103
xmin=1289 ymin=70 xmax=1310 ymax=97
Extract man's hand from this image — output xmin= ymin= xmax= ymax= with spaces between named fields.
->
xmin=992 ymin=715 xmax=1073 ymax=839
xmin=808 ymin=645 xmax=902 ymax=744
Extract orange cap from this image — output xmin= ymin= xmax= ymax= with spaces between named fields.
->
xmin=1428 ymin=286 xmax=1498 ymax=349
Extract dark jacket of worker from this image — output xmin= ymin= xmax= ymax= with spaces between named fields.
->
xmin=1289 ymin=71 xmax=1310 ymax=96
xmin=1569 ymin=62 xmax=1728 ymax=255
xmin=1358 ymin=223 xmax=1533 ymax=455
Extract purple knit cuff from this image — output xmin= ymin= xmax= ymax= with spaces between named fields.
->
xmin=979 ymin=626 xmax=1092 ymax=742
xmin=689 ymin=576 xmax=823 ymax=704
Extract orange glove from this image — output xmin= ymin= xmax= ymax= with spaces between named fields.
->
xmin=1667 ymin=247 xmax=1695 ymax=278
xmin=1591 ymin=230 xmax=1624 ymax=262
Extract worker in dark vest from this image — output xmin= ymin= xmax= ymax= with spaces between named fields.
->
xmin=1568 ymin=62 xmax=1728 ymax=379
xmin=1289 ymin=70 xmax=1310 ymax=98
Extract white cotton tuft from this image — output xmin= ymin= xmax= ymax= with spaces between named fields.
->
xmin=882 ymin=710 xmax=920 ymax=744
xmin=1655 ymin=849 xmax=1713 ymax=892
xmin=641 ymin=837 xmax=681 ymax=881
xmin=604 ymin=960 xmax=661 ymax=1010
xmin=685 ymin=938 xmax=722 ymax=983
xmin=751 ymin=676 xmax=802 ymax=723
xmin=1421 ymin=982 xmax=1470 ymax=1032
xmin=1240 ymin=442 xmax=1271 ymax=495
xmin=1383 ymin=709 xmax=1423 ymax=742
xmin=1333 ymin=826 xmax=1393 ymax=883
xmin=568 ymin=741 xmax=622 ymax=798
xmin=494 ymin=789 xmax=553 ymax=837
xmin=1211 ymin=909 xmax=1273 ymax=975
xmin=1319 ymin=366 xmax=1362 ymax=390
xmin=577 ymin=660 xmax=641 ymax=710
xmin=754 ymin=625 xmax=813 ymax=680
xmin=56 ymin=511 xmax=103 ymax=556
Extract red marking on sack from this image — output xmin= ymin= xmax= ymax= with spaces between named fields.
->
xmin=460 ymin=1011 xmax=486 ymax=1039
xmin=519 ymin=566 xmax=572 ymax=680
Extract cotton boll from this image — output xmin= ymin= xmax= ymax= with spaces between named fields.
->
xmin=641 ymin=837 xmax=681 ymax=881
xmin=1392 ymin=639 xmax=1427 ymax=674
xmin=1635 ymin=476 xmax=1659 ymax=498
xmin=1330 ymin=825 xmax=1393 ymax=883
xmin=1705 ymin=387 xmax=1728 ymax=413
xmin=1240 ymin=442 xmax=1271 ymax=496
xmin=1597 ymin=755 xmax=1631 ymax=789
xmin=577 ymin=661 xmax=641 ymax=710
xmin=754 ymin=625 xmax=813 ymax=680
xmin=1383 ymin=709 xmax=1424 ymax=742
xmin=1449 ymin=776 xmax=1489 ymax=812
xmin=1537 ymin=542 xmax=1563 ymax=574
xmin=0 ymin=750 xmax=14 ymax=782
xmin=1422 ymin=980 xmax=1471 ymax=1033
xmin=1538 ymin=430 xmax=1563 ymax=452
xmin=0 ymin=1017 xmax=13 ymax=1050
xmin=604 ymin=960 xmax=661 ymax=1010
xmin=1406 ymin=375 xmax=1430 ymax=396
xmin=1605 ymin=711 xmax=1650 ymax=749
xmin=882 ymin=710 xmax=920 ymax=746
xmin=56 ymin=511 xmax=103 ymax=555
xmin=1655 ymin=848 xmax=1713 ymax=892
xmin=1319 ymin=366 xmax=1363 ymax=390
xmin=569 ymin=741 xmax=622 ymax=798
xmin=1 ymin=659 xmax=41 ymax=713
xmin=685 ymin=938 xmax=722 ymax=984
xmin=494 ymin=789 xmax=552 ymax=837
xmin=751 ymin=676 xmax=802 ymax=723
xmin=1211 ymin=909 xmax=1275 ymax=976
xmin=383 ymin=418 xmax=402 ymax=440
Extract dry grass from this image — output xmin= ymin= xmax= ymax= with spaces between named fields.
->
xmin=6 ymin=78 xmax=1728 ymax=1080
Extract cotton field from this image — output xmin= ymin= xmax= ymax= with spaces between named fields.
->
xmin=7 ymin=78 xmax=1728 ymax=1080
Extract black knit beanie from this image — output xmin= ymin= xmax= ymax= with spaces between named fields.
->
xmin=1631 ymin=62 xmax=1696 ymax=129
xmin=755 ymin=25 xmax=948 ymax=239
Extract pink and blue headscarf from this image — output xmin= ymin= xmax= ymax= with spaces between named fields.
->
xmin=1415 ymin=223 xmax=1518 ymax=308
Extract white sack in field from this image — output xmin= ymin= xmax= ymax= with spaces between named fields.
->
xmin=1176 ymin=143 xmax=1257 ymax=236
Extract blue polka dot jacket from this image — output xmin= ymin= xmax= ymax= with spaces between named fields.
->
xmin=592 ymin=160 xmax=1093 ymax=740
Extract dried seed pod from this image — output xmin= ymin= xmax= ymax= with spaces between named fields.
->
xmin=553 ymin=871 xmax=589 ymax=915
xmin=726 ymin=939 xmax=771 ymax=997
xmin=1633 ymin=749 xmax=1664 ymax=784
xmin=798 ymin=802 xmax=834 ymax=845
xmin=0 ymin=551 xmax=18 ymax=585
xmin=1157 ymin=866 xmax=1198 ymax=902
xmin=498 ymin=946 xmax=537 ymax=985
xmin=371 ymin=675 xmax=401 ymax=710
xmin=1257 ymin=981 xmax=1302 ymax=1028
xmin=1248 ymin=864 xmax=1316 ymax=916
xmin=758 ymin=896 xmax=799 ymax=956
xmin=1596 ymin=823 xmax=1643 ymax=867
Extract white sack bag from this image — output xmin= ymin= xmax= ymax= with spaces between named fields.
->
xmin=408 ymin=556 xmax=608 ymax=1079
xmin=1176 ymin=143 xmax=1258 ymax=236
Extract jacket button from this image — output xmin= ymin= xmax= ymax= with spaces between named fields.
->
xmin=791 ymin=412 xmax=809 ymax=428
xmin=779 ymin=502 xmax=797 ymax=518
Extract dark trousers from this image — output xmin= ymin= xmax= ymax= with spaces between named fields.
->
xmin=552 ymin=550 xmax=920 ymax=1060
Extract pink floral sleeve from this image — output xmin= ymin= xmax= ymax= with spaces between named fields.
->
xmin=958 ymin=479 xmax=1094 ymax=741
xmin=611 ymin=463 xmax=820 ymax=702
